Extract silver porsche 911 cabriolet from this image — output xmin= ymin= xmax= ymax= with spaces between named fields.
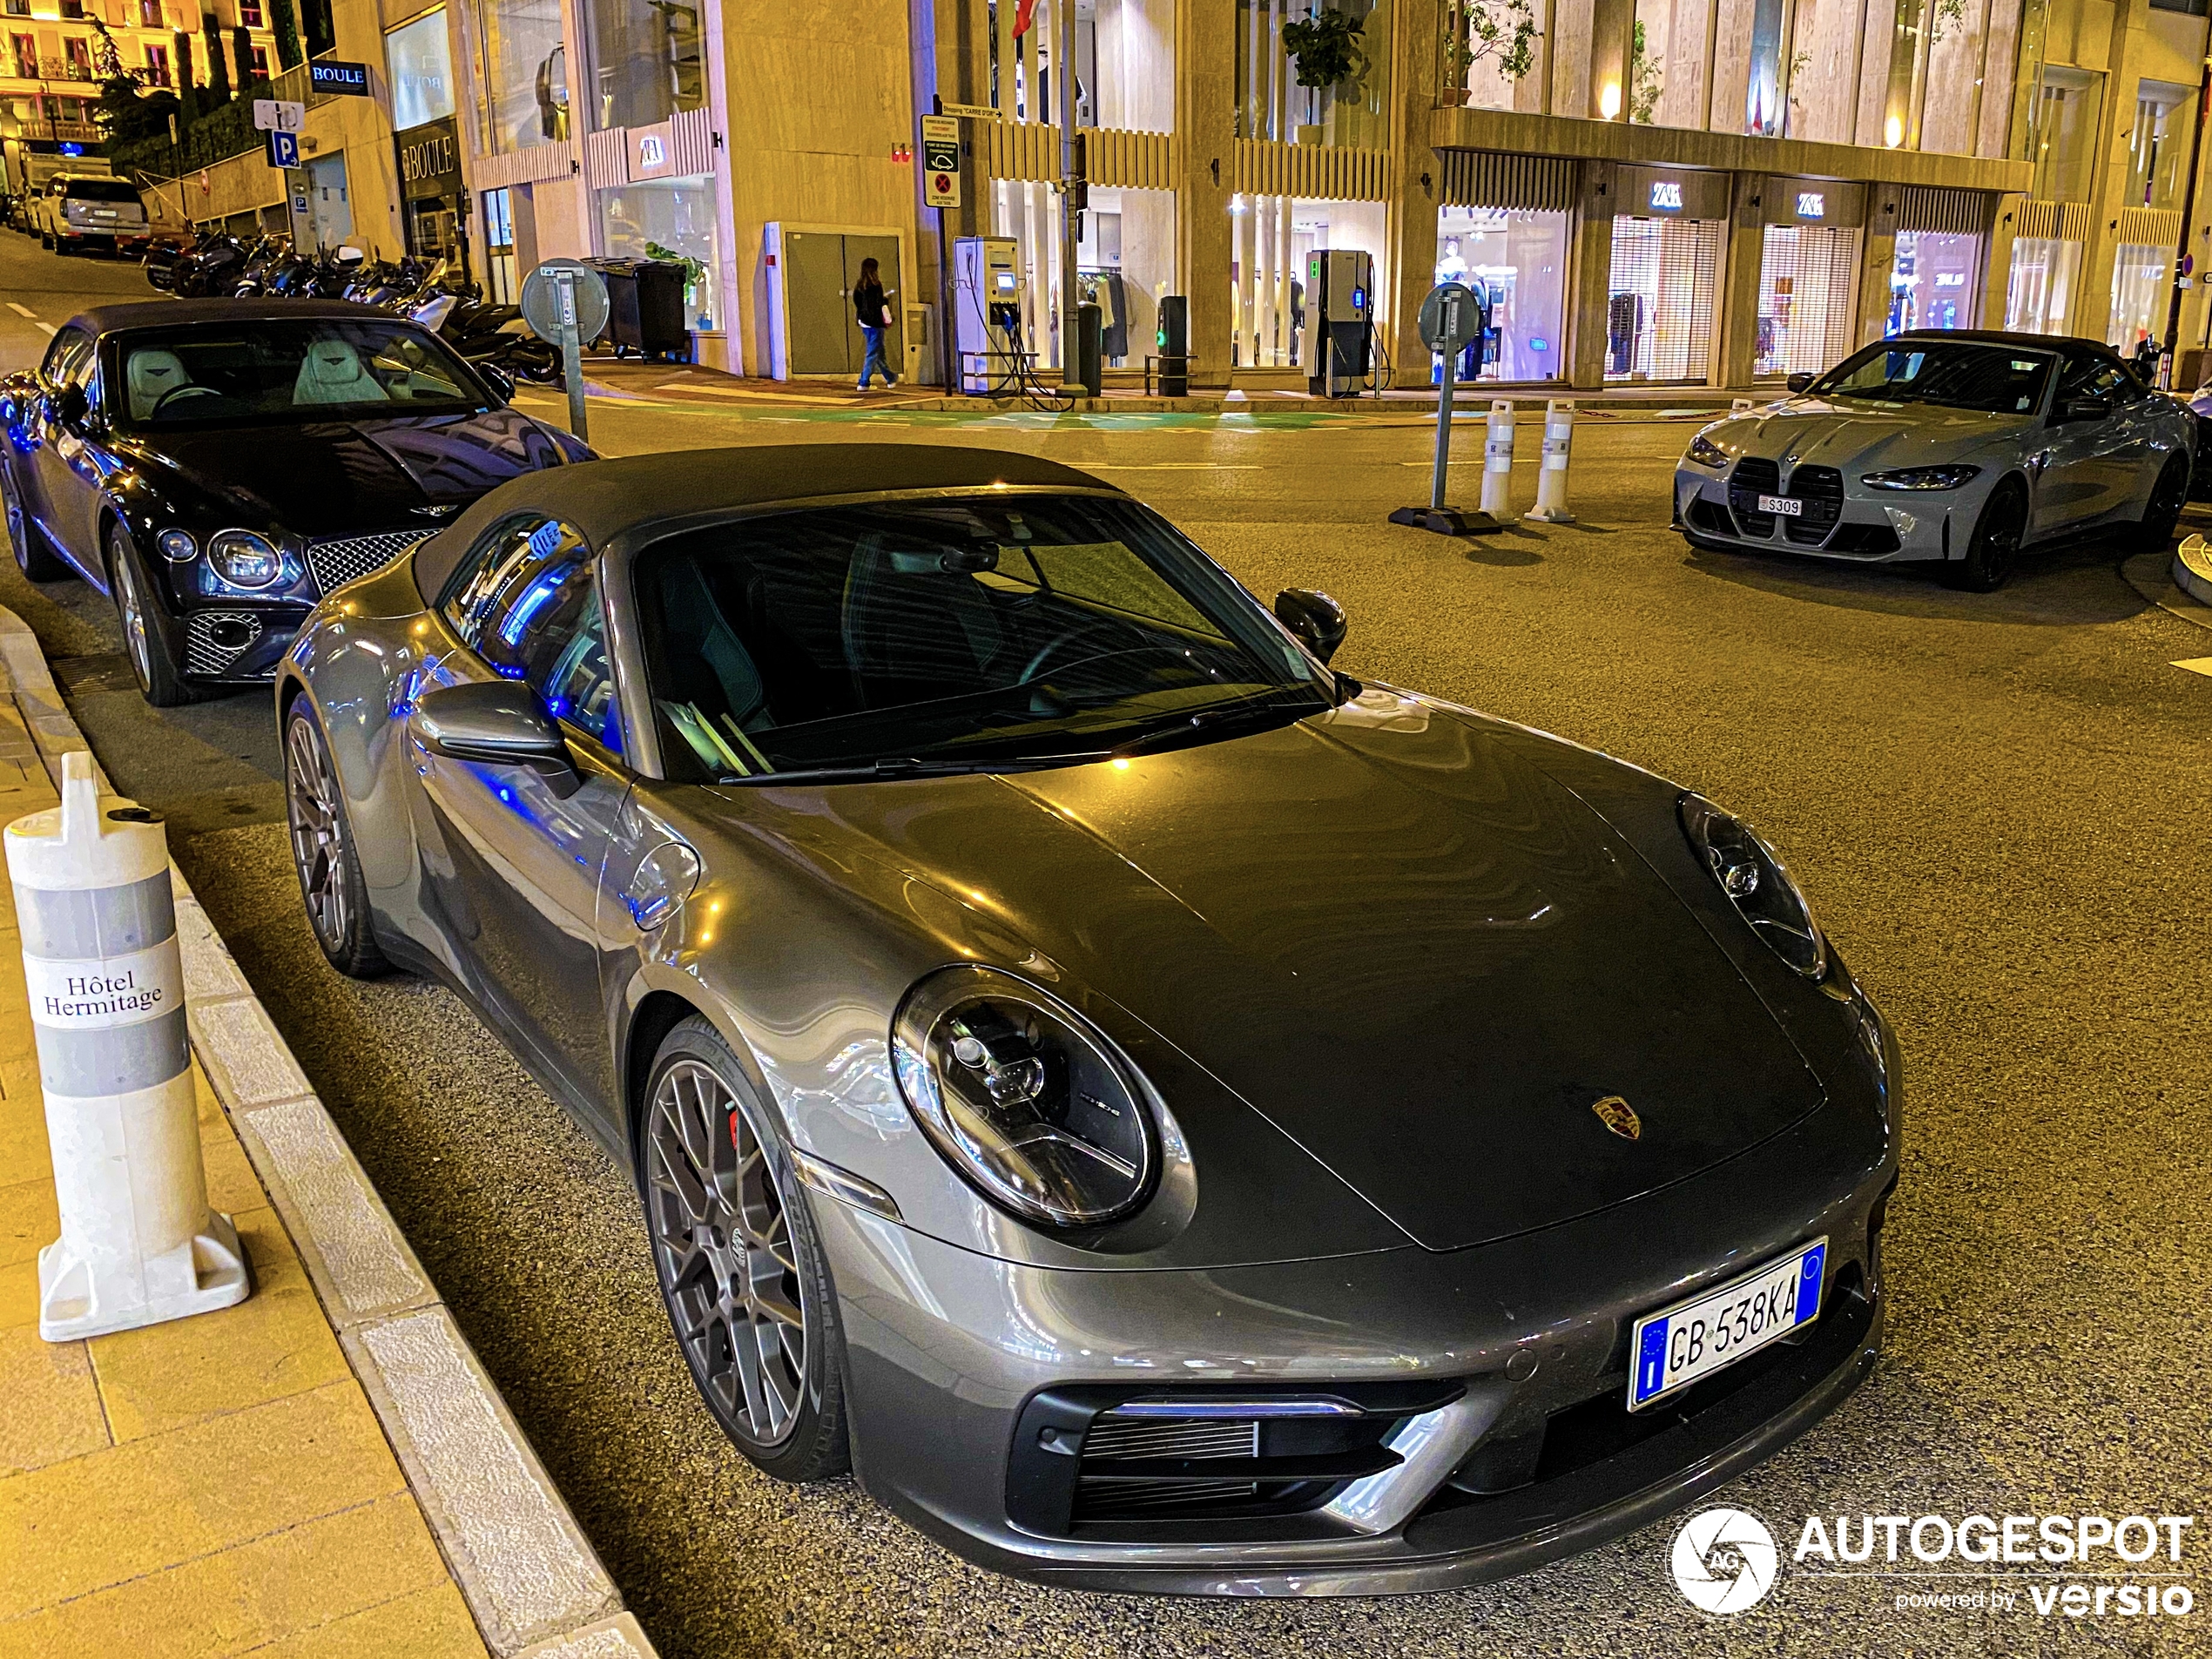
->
xmin=1676 ymin=330 xmax=2196 ymax=590
xmin=278 ymin=444 xmax=1898 ymax=1595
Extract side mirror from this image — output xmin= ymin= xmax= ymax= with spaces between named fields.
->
xmin=475 ymin=362 xmax=516 ymax=403
xmin=48 ymin=384 xmax=89 ymax=429
xmin=2060 ymin=395 xmax=2113 ymax=422
xmin=1274 ymin=587 xmax=1347 ymax=664
xmin=1785 ymin=373 xmax=1815 ymax=395
xmin=414 ymin=680 xmax=581 ymax=797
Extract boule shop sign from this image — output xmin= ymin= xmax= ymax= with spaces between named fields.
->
xmin=396 ymin=117 xmax=462 ymax=201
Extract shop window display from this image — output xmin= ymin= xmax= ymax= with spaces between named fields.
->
xmin=596 ymin=176 xmax=716 ymax=329
xmin=2107 ymin=244 xmax=2173 ymax=355
xmin=1606 ymin=217 xmax=1723 ymax=382
xmin=1887 ymin=231 xmax=1980 ymax=334
xmin=583 ymin=0 xmax=703 ymax=132
xmin=462 ymin=0 xmax=568 ymax=153
xmin=1236 ymin=0 xmax=1392 ymax=148
xmin=1075 ymin=185 xmax=1176 ymax=368
xmin=386 ymin=9 xmax=455 ymax=131
xmin=1434 ymin=205 xmax=1566 ymax=382
xmin=1756 ymin=224 xmax=1858 ymax=378
xmin=2004 ymin=236 xmax=2080 ymax=334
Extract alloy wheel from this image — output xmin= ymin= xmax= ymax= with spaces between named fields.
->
xmin=646 ymin=1060 xmax=808 ymax=1447
xmin=285 ymin=718 xmax=350 ymax=949
xmin=114 ymin=553 xmax=153 ymax=689
xmin=1981 ymin=490 xmax=2026 ymax=584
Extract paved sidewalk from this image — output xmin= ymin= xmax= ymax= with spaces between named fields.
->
xmin=0 ymin=696 xmax=486 ymax=1656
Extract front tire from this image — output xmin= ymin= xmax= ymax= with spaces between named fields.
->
xmin=641 ymin=1016 xmax=851 ymax=1483
xmin=1943 ymin=478 xmax=2027 ymax=591
xmin=2130 ymin=453 xmax=2190 ymax=552
xmin=283 ymin=700 xmax=390 ymax=978
xmin=108 ymin=529 xmax=198 ymax=706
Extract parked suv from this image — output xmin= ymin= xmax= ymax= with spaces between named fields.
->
xmin=37 ymin=175 xmax=151 ymax=257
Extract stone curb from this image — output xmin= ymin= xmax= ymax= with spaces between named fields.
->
xmin=2174 ymin=534 xmax=2212 ymax=613
xmin=2121 ymin=546 xmax=2212 ymax=633
xmin=0 ymin=609 xmax=655 ymax=1659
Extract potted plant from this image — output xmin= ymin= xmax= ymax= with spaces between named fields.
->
xmin=1281 ymin=5 xmax=1368 ymax=144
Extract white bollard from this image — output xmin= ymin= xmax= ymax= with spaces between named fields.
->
xmin=1480 ymin=399 xmax=1516 ymax=518
xmin=8 ymin=752 xmax=248 ymax=1341
xmin=1524 ymin=399 xmax=1577 ymax=523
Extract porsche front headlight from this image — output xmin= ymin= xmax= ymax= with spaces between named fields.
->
xmin=892 ymin=967 xmax=1158 ymax=1230
xmin=207 ymin=529 xmax=284 ymax=589
xmin=1685 ymin=433 xmax=1729 ymax=469
xmin=1860 ymin=465 xmax=1981 ymax=490
xmin=1679 ymin=793 xmax=1827 ymax=979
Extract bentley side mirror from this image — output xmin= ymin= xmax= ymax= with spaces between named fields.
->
xmin=1785 ymin=373 xmax=1815 ymax=394
xmin=1274 ymin=588 xmax=1347 ymax=664
xmin=48 ymin=384 xmax=88 ymax=429
xmin=2060 ymin=395 xmax=2113 ymax=422
xmin=415 ymin=680 xmax=582 ymax=798
xmin=475 ymin=362 xmax=516 ymax=404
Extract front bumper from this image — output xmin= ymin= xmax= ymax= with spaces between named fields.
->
xmin=1674 ymin=463 xmax=1963 ymax=563
xmin=820 ymin=1046 xmax=1898 ymax=1595
xmin=177 ymin=601 xmax=314 ymax=683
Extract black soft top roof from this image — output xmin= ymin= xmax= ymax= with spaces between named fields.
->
xmin=410 ymin=444 xmax=1122 ymax=598
xmin=65 ymin=299 xmax=398 ymax=337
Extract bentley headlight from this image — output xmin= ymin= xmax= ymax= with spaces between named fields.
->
xmin=1685 ymin=433 xmax=1729 ymax=469
xmin=155 ymin=529 xmax=196 ymax=563
xmin=892 ymin=967 xmax=1158 ymax=1230
xmin=207 ymin=529 xmax=284 ymax=589
xmin=1860 ymin=465 xmax=1981 ymax=490
xmin=1679 ymin=793 xmax=1827 ymax=979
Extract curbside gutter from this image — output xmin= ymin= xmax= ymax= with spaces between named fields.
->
xmin=0 ymin=606 xmax=657 ymax=1659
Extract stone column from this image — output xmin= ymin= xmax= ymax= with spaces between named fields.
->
xmin=1568 ymin=163 xmax=1616 ymax=389
xmin=1858 ymin=184 xmax=1903 ymax=347
xmin=2079 ymin=0 xmax=2154 ymax=347
xmin=1982 ymin=190 xmax=2025 ymax=334
xmin=1178 ymin=0 xmax=1235 ymax=388
xmin=1718 ymin=172 xmax=1765 ymax=388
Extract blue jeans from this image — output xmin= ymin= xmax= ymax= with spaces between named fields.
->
xmin=859 ymin=325 xmax=896 ymax=388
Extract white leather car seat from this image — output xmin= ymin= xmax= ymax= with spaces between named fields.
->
xmin=125 ymin=349 xmax=192 ymax=421
xmin=293 ymin=337 xmax=390 ymax=405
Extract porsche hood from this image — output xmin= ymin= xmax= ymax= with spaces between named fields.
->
xmin=800 ymin=697 xmax=1828 ymax=1253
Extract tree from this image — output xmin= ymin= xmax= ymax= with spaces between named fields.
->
xmin=233 ymin=24 xmax=256 ymax=91
xmin=1440 ymin=0 xmax=1541 ymax=97
xmin=1281 ymin=7 xmax=1368 ymax=91
xmin=173 ymin=30 xmax=199 ymax=125
xmin=270 ymin=0 xmax=302 ymax=71
xmin=1629 ymin=19 xmax=1662 ymax=125
xmin=201 ymin=15 xmax=231 ymax=106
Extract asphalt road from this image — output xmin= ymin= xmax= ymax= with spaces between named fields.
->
xmin=3 ymin=230 xmax=2208 ymax=1657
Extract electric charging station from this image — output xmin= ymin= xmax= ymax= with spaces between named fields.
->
xmin=954 ymin=236 xmax=1023 ymax=395
xmin=1306 ymin=248 xmax=1375 ymax=397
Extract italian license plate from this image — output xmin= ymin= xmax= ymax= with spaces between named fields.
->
xmin=1757 ymin=494 xmax=1803 ymax=516
xmin=1629 ymin=1238 xmax=1825 ymax=1409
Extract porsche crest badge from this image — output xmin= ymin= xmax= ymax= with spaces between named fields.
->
xmin=1591 ymin=1096 xmax=1642 ymax=1140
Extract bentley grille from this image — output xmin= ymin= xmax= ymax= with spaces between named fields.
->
xmin=305 ymin=530 xmax=425 ymax=597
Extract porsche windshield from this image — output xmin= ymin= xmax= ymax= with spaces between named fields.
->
xmin=1812 ymin=341 xmax=2057 ymax=414
xmin=107 ymin=320 xmax=487 ymax=428
xmin=631 ymin=495 xmax=1333 ymax=779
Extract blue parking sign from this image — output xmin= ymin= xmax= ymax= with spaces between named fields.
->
xmin=266 ymin=130 xmax=298 ymax=168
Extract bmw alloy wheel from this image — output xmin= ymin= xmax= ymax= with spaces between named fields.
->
xmin=286 ymin=715 xmax=350 ymax=949
xmin=646 ymin=1059 xmax=808 ymax=1447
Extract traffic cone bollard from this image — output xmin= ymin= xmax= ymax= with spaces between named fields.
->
xmin=1524 ymin=399 xmax=1577 ymax=524
xmin=1480 ymin=400 xmax=1516 ymax=518
xmin=8 ymin=752 xmax=249 ymax=1341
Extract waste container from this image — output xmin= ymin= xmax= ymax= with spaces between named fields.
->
xmin=588 ymin=259 xmax=691 ymax=361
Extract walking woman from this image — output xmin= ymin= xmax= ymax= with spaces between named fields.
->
xmin=853 ymin=258 xmax=898 ymax=390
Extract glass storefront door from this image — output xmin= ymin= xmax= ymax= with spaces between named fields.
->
xmin=1435 ymin=205 xmax=1568 ymax=383
xmin=1754 ymin=224 xmax=1859 ymax=378
xmin=1887 ymin=231 xmax=1980 ymax=334
xmin=2005 ymin=237 xmax=2081 ymax=334
xmin=1606 ymin=216 xmax=1723 ymax=381
xmin=2107 ymin=243 xmax=2172 ymax=355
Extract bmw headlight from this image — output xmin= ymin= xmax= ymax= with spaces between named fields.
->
xmin=155 ymin=528 xmax=196 ymax=563
xmin=1685 ymin=433 xmax=1729 ymax=469
xmin=1679 ymin=793 xmax=1827 ymax=979
xmin=1860 ymin=465 xmax=1981 ymax=490
xmin=206 ymin=529 xmax=284 ymax=589
xmin=892 ymin=966 xmax=1158 ymax=1230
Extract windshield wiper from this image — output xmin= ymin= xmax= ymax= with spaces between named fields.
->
xmin=1110 ymin=690 xmax=1327 ymax=758
xmin=724 ymin=754 xmax=1090 ymax=786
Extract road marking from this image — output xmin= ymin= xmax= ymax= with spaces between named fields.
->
xmin=30 ymin=320 xmax=55 ymax=336
xmin=2173 ymin=658 xmax=2212 ymax=677
xmin=5 ymin=302 xmax=34 ymax=319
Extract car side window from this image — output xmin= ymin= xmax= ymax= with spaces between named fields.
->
xmin=40 ymin=327 xmax=93 ymax=393
xmin=442 ymin=516 xmax=621 ymax=753
xmin=2058 ymin=354 xmax=2130 ymax=405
